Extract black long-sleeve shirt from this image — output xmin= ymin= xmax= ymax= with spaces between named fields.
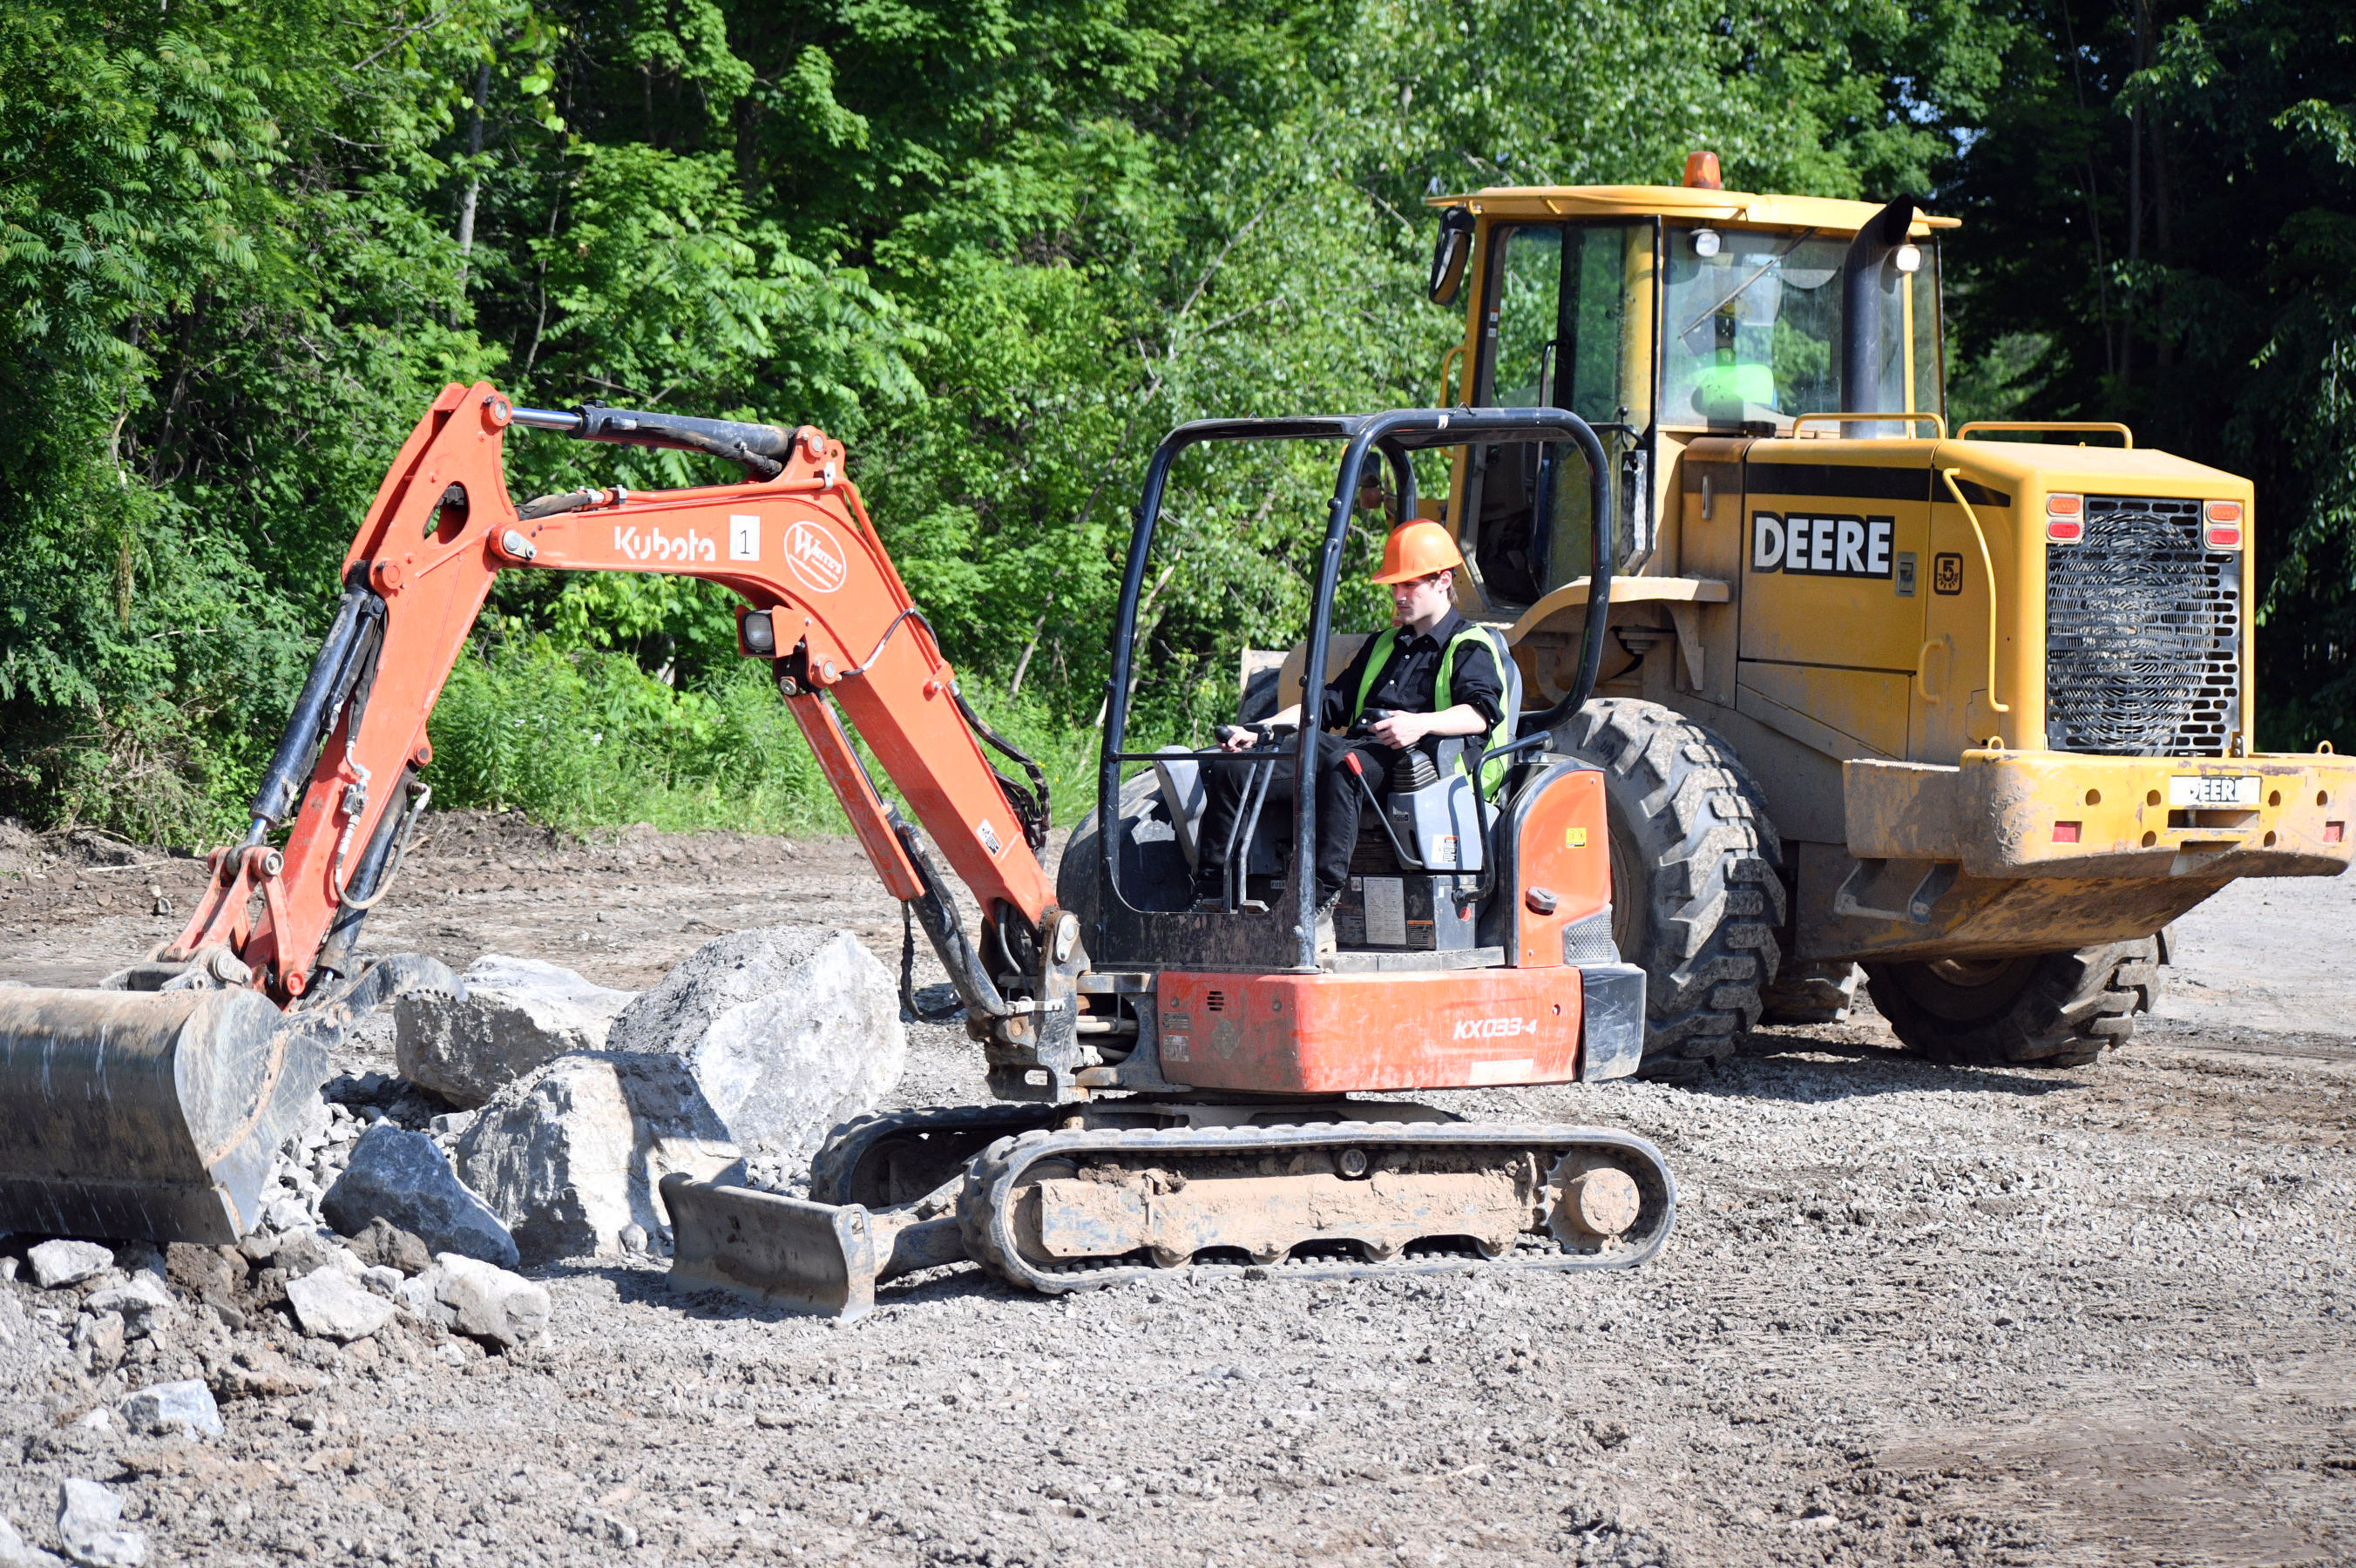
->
xmin=1316 ymin=610 xmax=1505 ymax=732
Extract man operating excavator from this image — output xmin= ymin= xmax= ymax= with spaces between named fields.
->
xmin=1192 ymin=514 xmax=1508 ymax=943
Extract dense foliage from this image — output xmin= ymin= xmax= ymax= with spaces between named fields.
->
xmin=2 ymin=0 xmax=2345 ymax=837
xmin=1942 ymin=0 xmax=2356 ymax=748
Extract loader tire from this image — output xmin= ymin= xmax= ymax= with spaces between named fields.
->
xmin=1760 ymin=960 xmax=1859 ymax=1024
xmin=1863 ymin=939 xmax=2161 ymax=1068
xmin=1553 ymin=699 xmax=1784 ymax=1081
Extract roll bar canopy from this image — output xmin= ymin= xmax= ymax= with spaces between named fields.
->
xmin=1103 ymin=406 xmax=1614 ymax=972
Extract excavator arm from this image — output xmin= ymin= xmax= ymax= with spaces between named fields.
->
xmin=158 ymin=381 xmax=1076 ymax=1054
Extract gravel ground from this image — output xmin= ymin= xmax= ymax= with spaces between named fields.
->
xmin=1 ymin=815 xmax=2351 ymax=1567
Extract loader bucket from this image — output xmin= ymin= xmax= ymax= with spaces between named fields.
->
xmin=660 ymin=1174 xmax=884 ymax=1321
xmin=0 ymin=987 xmax=328 ymax=1246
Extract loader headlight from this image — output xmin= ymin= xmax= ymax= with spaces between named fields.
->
xmin=1690 ymin=227 xmax=1722 ymax=260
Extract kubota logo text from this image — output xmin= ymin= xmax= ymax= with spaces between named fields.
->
xmin=1452 ymin=1016 xmax=1538 ymax=1041
xmin=613 ymin=524 xmax=715 ymax=564
xmin=783 ymin=519 xmax=848 ymax=593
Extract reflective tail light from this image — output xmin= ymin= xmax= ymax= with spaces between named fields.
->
xmin=2046 ymin=493 xmax=2083 ymax=544
xmin=2204 ymin=499 xmax=2244 ymax=551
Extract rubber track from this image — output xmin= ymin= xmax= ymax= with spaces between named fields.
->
xmin=807 ymin=1104 xmax=1062 ymax=1206
xmin=957 ymin=1122 xmax=1676 ymax=1297
xmin=1556 ymin=699 xmax=1784 ymax=1079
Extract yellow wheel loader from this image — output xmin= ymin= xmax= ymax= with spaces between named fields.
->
xmin=1348 ymin=154 xmax=2356 ymax=1078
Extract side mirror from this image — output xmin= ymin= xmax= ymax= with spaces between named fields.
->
xmin=1426 ymin=207 xmax=1474 ymax=306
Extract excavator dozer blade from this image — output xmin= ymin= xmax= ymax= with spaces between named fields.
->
xmin=660 ymin=1174 xmax=890 ymax=1321
xmin=0 ymin=987 xmax=328 ymax=1246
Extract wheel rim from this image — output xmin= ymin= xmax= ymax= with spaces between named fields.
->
xmin=1896 ymin=955 xmax=2040 ymax=1023
xmin=1924 ymin=957 xmax=2023 ymax=989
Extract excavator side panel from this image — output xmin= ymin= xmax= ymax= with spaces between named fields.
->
xmin=1154 ymin=969 xmax=1587 ymax=1093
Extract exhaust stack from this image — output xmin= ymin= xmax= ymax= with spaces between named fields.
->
xmin=1840 ymin=197 xmax=1923 ymax=431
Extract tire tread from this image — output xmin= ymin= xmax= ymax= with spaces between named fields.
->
xmin=1556 ymin=699 xmax=1784 ymax=1079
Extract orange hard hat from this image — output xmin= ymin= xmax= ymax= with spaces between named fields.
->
xmin=1370 ymin=520 xmax=1465 ymax=585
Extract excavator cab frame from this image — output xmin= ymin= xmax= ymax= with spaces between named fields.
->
xmin=1093 ymin=408 xmax=1617 ymax=975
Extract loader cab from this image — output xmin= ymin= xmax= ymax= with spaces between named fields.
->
xmin=1431 ymin=179 xmax=1953 ymax=612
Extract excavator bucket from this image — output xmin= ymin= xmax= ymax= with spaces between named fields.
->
xmin=0 ymin=988 xmax=328 ymax=1246
xmin=660 ymin=1174 xmax=885 ymax=1321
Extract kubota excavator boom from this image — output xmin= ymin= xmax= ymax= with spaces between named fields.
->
xmin=160 ymin=382 xmax=1066 ymax=1027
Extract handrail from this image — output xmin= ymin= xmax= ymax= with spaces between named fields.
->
xmin=1956 ymin=420 xmax=2134 ymax=448
xmin=1434 ymin=342 xmax=1466 ymax=409
xmin=1790 ymin=410 xmax=1949 ymax=439
xmin=1937 ymin=467 xmax=2010 ymax=716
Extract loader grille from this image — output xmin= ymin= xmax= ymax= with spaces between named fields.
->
xmin=2044 ymin=496 xmax=2240 ymax=756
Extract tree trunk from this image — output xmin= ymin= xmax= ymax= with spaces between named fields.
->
xmin=455 ymin=60 xmax=491 ymax=296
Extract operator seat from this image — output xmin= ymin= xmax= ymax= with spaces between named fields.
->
xmin=1154 ymin=627 xmax=1524 ymax=882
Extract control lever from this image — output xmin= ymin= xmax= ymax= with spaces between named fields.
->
xmin=1342 ymin=751 xmax=1433 ymax=873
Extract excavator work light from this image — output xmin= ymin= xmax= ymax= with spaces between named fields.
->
xmin=737 ymin=608 xmax=776 ymax=656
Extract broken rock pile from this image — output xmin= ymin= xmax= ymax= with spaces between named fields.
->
xmin=375 ymin=929 xmax=904 ymax=1252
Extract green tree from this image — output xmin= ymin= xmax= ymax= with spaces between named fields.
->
xmin=1 ymin=0 xmax=2031 ymax=835
xmin=1941 ymin=0 xmax=2356 ymax=746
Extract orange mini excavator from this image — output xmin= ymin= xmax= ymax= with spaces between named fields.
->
xmin=0 ymin=383 xmax=1671 ymax=1318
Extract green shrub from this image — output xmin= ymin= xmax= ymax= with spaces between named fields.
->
xmin=423 ymin=639 xmax=1103 ymax=836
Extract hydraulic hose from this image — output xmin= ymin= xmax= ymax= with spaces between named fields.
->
xmin=246 ymin=587 xmax=386 ymax=842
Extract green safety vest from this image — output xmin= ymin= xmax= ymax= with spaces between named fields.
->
xmin=1350 ymin=623 xmax=1513 ymax=798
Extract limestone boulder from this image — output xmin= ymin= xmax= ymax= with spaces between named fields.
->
xmin=285 ymin=1271 xmax=395 ymax=1342
xmin=335 ymin=952 xmax=464 ymax=1015
xmin=117 ymin=1381 xmax=223 ymax=1440
xmin=27 ymin=1241 xmax=112 ymax=1290
xmin=605 ymin=927 xmax=904 ymax=1164
xmin=56 ymin=1479 xmax=143 ymax=1568
xmin=431 ymin=1254 xmax=551 ymax=1347
xmin=454 ymin=1052 xmax=744 ymax=1264
xmin=394 ymin=956 xmax=636 ymax=1108
xmin=320 ymin=1123 xmax=518 ymax=1269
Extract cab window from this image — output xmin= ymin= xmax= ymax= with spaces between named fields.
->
xmin=1469 ymin=221 xmax=1654 ymax=604
xmin=1661 ymin=226 xmax=1940 ymax=427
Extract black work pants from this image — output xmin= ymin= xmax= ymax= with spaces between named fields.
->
xmin=1196 ymin=733 xmax=1397 ymax=898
